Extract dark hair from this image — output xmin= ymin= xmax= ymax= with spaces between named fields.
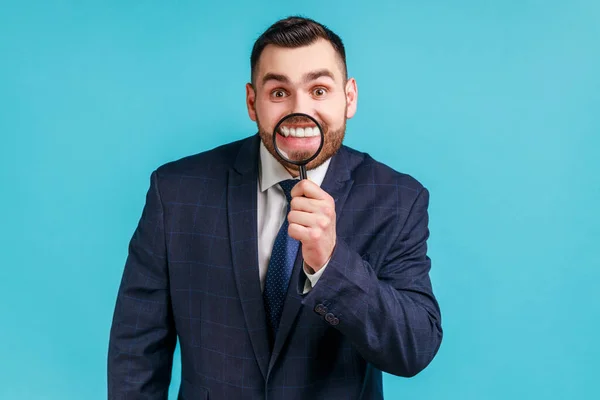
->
xmin=250 ymin=16 xmax=347 ymax=84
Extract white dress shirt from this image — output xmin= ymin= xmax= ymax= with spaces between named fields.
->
xmin=257 ymin=140 xmax=331 ymax=295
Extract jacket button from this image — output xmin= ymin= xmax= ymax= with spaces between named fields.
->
xmin=325 ymin=313 xmax=335 ymax=324
xmin=314 ymin=304 xmax=327 ymax=316
xmin=331 ymin=317 xmax=339 ymax=326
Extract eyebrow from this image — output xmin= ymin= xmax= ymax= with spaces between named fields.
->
xmin=261 ymin=73 xmax=289 ymax=85
xmin=261 ymin=69 xmax=336 ymax=86
xmin=304 ymin=69 xmax=335 ymax=83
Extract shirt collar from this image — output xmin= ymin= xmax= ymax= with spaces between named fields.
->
xmin=258 ymin=139 xmax=331 ymax=192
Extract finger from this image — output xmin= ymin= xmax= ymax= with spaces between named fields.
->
xmin=290 ymin=179 xmax=330 ymax=201
xmin=288 ymin=222 xmax=311 ymax=242
xmin=289 ymin=210 xmax=333 ymax=234
xmin=289 ymin=196 xmax=325 ymax=213
xmin=287 ymin=210 xmax=319 ymax=228
xmin=289 ymin=222 xmax=326 ymax=243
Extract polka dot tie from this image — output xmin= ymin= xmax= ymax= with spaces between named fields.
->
xmin=264 ymin=179 xmax=300 ymax=342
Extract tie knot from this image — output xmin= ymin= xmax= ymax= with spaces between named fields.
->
xmin=279 ymin=179 xmax=298 ymax=202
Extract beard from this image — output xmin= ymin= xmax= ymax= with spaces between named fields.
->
xmin=256 ymin=111 xmax=347 ymax=174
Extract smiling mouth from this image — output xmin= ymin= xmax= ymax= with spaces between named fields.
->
xmin=278 ymin=125 xmax=320 ymax=138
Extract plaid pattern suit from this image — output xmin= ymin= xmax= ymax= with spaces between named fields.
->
xmin=107 ymin=134 xmax=443 ymax=399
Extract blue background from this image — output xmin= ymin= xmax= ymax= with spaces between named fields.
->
xmin=1 ymin=1 xmax=599 ymax=399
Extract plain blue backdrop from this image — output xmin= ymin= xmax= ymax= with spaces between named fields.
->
xmin=1 ymin=1 xmax=599 ymax=399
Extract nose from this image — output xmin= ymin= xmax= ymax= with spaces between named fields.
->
xmin=290 ymin=91 xmax=313 ymax=115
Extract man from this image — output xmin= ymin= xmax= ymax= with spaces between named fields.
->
xmin=108 ymin=16 xmax=442 ymax=400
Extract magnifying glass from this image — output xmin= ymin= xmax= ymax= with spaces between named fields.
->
xmin=272 ymin=113 xmax=324 ymax=180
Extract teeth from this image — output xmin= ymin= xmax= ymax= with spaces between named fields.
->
xmin=281 ymin=126 xmax=318 ymax=138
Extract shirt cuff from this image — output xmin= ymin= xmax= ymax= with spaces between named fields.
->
xmin=302 ymin=260 xmax=328 ymax=294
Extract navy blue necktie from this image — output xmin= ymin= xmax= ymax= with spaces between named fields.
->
xmin=264 ymin=179 xmax=300 ymax=341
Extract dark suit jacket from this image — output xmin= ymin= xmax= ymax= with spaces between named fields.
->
xmin=107 ymin=134 xmax=442 ymax=399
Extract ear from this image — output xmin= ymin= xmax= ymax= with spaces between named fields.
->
xmin=345 ymin=77 xmax=358 ymax=119
xmin=246 ymin=83 xmax=257 ymax=121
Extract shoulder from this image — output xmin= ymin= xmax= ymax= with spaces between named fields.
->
xmin=154 ymin=136 xmax=251 ymax=179
xmin=335 ymin=145 xmax=430 ymax=245
xmin=341 ymin=145 xmax=427 ymax=198
xmin=147 ymin=135 xmax=257 ymax=201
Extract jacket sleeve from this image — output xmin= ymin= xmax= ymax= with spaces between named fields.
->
xmin=301 ymin=187 xmax=443 ymax=377
xmin=107 ymin=170 xmax=176 ymax=399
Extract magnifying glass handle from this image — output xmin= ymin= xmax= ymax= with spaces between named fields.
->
xmin=299 ymin=165 xmax=307 ymax=180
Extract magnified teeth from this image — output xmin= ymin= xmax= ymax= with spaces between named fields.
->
xmin=280 ymin=126 xmax=318 ymax=138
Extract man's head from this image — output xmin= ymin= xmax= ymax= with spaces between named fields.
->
xmin=246 ymin=16 xmax=358 ymax=173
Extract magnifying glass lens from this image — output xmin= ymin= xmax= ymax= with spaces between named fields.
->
xmin=273 ymin=113 xmax=324 ymax=179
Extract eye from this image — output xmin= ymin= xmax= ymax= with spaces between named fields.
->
xmin=312 ymin=87 xmax=327 ymax=97
xmin=270 ymin=89 xmax=288 ymax=99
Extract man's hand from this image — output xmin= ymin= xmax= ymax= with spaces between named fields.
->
xmin=287 ymin=179 xmax=336 ymax=273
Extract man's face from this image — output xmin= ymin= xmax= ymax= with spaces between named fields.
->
xmin=246 ymin=38 xmax=357 ymax=172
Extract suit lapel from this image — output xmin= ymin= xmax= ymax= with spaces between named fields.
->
xmin=228 ymin=134 xmax=270 ymax=379
xmin=267 ymin=146 xmax=357 ymax=375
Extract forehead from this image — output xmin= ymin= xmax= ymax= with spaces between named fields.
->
xmin=256 ymin=38 xmax=344 ymax=84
